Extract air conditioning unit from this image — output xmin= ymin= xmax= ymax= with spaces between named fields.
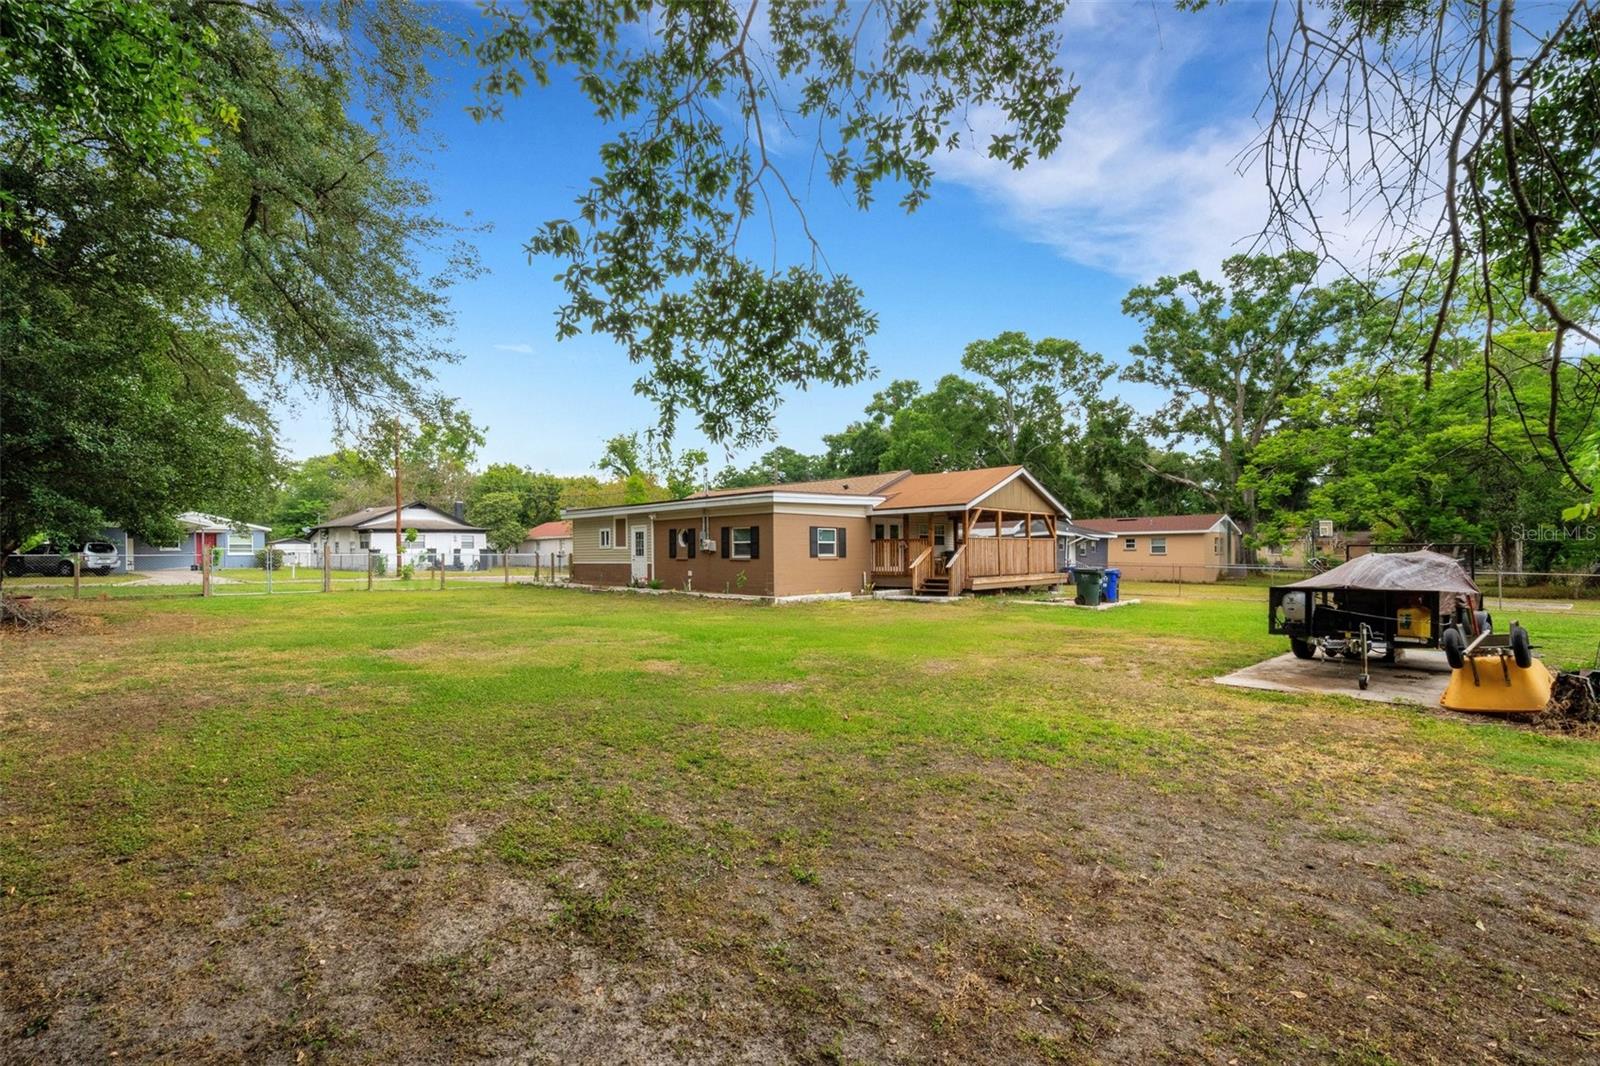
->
xmin=1316 ymin=519 xmax=1334 ymax=538
xmin=701 ymin=538 xmax=718 ymax=553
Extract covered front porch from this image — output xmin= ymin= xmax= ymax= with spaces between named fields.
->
xmin=869 ymin=508 xmax=1064 ymax=596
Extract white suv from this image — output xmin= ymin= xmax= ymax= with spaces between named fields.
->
xmin=3 ymin=541 xmax=122 ymax=577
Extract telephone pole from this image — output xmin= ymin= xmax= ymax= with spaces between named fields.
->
xmin=393 ymin=434 xmax=403 ymax=566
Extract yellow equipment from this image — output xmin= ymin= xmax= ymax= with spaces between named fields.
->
xmin=1439 ymin=620 xmax=1554 ymax=715
xmin=1395 ymin=603 xmax=1431 ymax=641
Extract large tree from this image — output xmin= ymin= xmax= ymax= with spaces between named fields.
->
xmin=467 ymin=464 xmax=564 ymax=531
xmin=1253 ymin=0 xmax=1600 ymax=502
xmin=1 ymin=0 xmax=473 ymax=555
xmin=473 ymin=0 xmax=1077 ymax=448
xmin=1121 ymin=252 xmax=1361 ymax=530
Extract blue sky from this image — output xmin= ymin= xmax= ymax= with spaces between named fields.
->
xmin=277 ymin=1 xmax=1280 ymax=475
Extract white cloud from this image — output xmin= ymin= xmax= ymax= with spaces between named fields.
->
xmin=938 ymin=7 xmax=1277 ymax=280
xmin=493 ymin=342 xmax=535 ymax=355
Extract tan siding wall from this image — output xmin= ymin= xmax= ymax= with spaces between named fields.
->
xmin=978 ymin=478 xmax=1058 ymax=515
xmin=571 ymin=516 xmax=632 ymax=565
xmin=653 ymin=511 xmax=776 ymax=596
xmin=772 ymin=513 xmax=873 ymax=597
xmin=1103 ymin=530 xmax=1224 ymax=582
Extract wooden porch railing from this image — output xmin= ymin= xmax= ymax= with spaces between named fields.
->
xmin=907 ymin=547 xmax=933 ymax=595
xmin=870 ymin=537 xmax=931 ymax=575
xmin=963 ymin=537 xmax=1055 ymax=578
xmin=944 ymin=544 xmax=966 ymax=596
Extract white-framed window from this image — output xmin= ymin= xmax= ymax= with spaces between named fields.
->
xmin=814 ymin=527 xmax=837 ymax=558
xmin=1213 ymin=536 xmax=1221 ymax=555
xmin=598 ymin=527 xmax=613 ymax=549
xmin=934 ymin=523 xmax=947 ymax=548
xmin=227 ymin=533 xmax=254 ymax=555
xmin=158 ymin=541 xmax=182 ymax=552
xmin=1124 ymin=537 xmax=1137 ymax=552
xmin=458 ymin=534 xmax=475 ymax=549
xmin=1150 ymin=537 xmax=1167 ymax=556
xmin=731 ymin=526 xmax=754 ymax=559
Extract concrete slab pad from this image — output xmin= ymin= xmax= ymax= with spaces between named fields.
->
xmin=1016 ymin=598 xmax=1142 ymax=610
xmin=1216 ymin=649 xmax=1454 ymax=707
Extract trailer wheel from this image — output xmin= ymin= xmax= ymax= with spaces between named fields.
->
xmin=1510 ymin=623 xmax=1533 ymax=669
xmin=1290 ymin=638 xmax=1316 ymax=660
xmin=1442 ymin=627 xmax=1466 ymax=670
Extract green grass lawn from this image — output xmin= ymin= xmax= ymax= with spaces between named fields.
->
xmin=3 ymin=587 xmax=1598 ymax=1062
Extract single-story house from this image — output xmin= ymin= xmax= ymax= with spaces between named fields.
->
xmin=1073 ymin=513 xmax=1242 ymax=582
xmin=306 ymin=501 xmax=487 ymax=570
xmin=518 ymin=520 xmax=573 ymax=560
xmin=104 ymin=512 xmax=270 ymax=572
xmin=269 ymin=537 xmax=319 ymax=567
xmin=1058 ymin=520 xmax=1113 ymax=571
xmin=564 ymin=465 xmax=1070 ymax=600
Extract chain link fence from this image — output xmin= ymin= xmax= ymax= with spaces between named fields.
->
xmin=1 ymin=549 xmax=571 ymax=600
xmin=1093 ymin=562 xmax=1600 ymax=606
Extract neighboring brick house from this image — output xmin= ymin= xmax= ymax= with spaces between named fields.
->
xmin=1073 ymin=513 xmax=1243 ymax=582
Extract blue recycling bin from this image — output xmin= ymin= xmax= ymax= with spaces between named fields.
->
xmin=1103 ymin=568 xmax=1121 ymax=603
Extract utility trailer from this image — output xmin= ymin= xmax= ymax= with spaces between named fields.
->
xmin=1268 ymin=550 xmax=1486 ymax=690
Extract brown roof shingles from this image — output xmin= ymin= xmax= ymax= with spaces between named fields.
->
xmin=873 ymin=465 xmax=1026 ymax=510
xmin=1074 ymin=514 xmax=1230 ymax=534
xmin=689 ymin=471 xmax=911 ymax=499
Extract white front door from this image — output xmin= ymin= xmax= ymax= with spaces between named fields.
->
xmin=630 ymin=524 xmax=649 ymax=581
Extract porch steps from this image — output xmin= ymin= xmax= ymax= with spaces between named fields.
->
xmin=919 ymin=576 xmax=952 ymax=596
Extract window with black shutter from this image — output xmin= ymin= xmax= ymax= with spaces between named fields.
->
xmin=748 ymin=526 xmax=760 ymax=559
xmin=720 ymin=526 xmax=731 ymax=558
xmin=815 ymin=527 xmax=838 ymax=558
xmin=667 ymin=528 xmax=677 ymax=559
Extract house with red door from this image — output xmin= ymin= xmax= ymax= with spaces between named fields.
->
xmin=103 ymin=512 xmax=270 ymax=573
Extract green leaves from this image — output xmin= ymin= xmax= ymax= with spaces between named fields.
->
xmin=1121 ymin=251 xmax=1363 ymax=525
xmin=475 ymin=0 xmax=1074 ymax=445
xmin=474 ymin=491 xmax=532 ymax=551
xmin=2 ymin=0 xmax=473 ymax=550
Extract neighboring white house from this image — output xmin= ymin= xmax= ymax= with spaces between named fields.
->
xmin=306 ymin=501 xmax=488 ymax=570
xmin=269 ymin=537 xmax=318 ymax=567
xmin=517 ymin=520 xmax=573 ymax=560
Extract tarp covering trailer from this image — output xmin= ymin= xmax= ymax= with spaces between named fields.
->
xmin=1268 ymin=549 xmax=1553 ymax=710
xmin=1268 ymin=550 xmax=1487 ymax=689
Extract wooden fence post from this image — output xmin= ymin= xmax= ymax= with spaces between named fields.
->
xmin=503 ymin=550 xmax=510 ymax=586
xmin=367 ymin=551 xmax=374 ymax=591
xmin=201 ymin=542 xmax=211 ymax=598
xmin=73 ymin=551 xmax=82 ymax=598
xmin=439 ymin=555 xmax=446 ymax=590
xmin=322 ymin=544 xmax=331 ymax=592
